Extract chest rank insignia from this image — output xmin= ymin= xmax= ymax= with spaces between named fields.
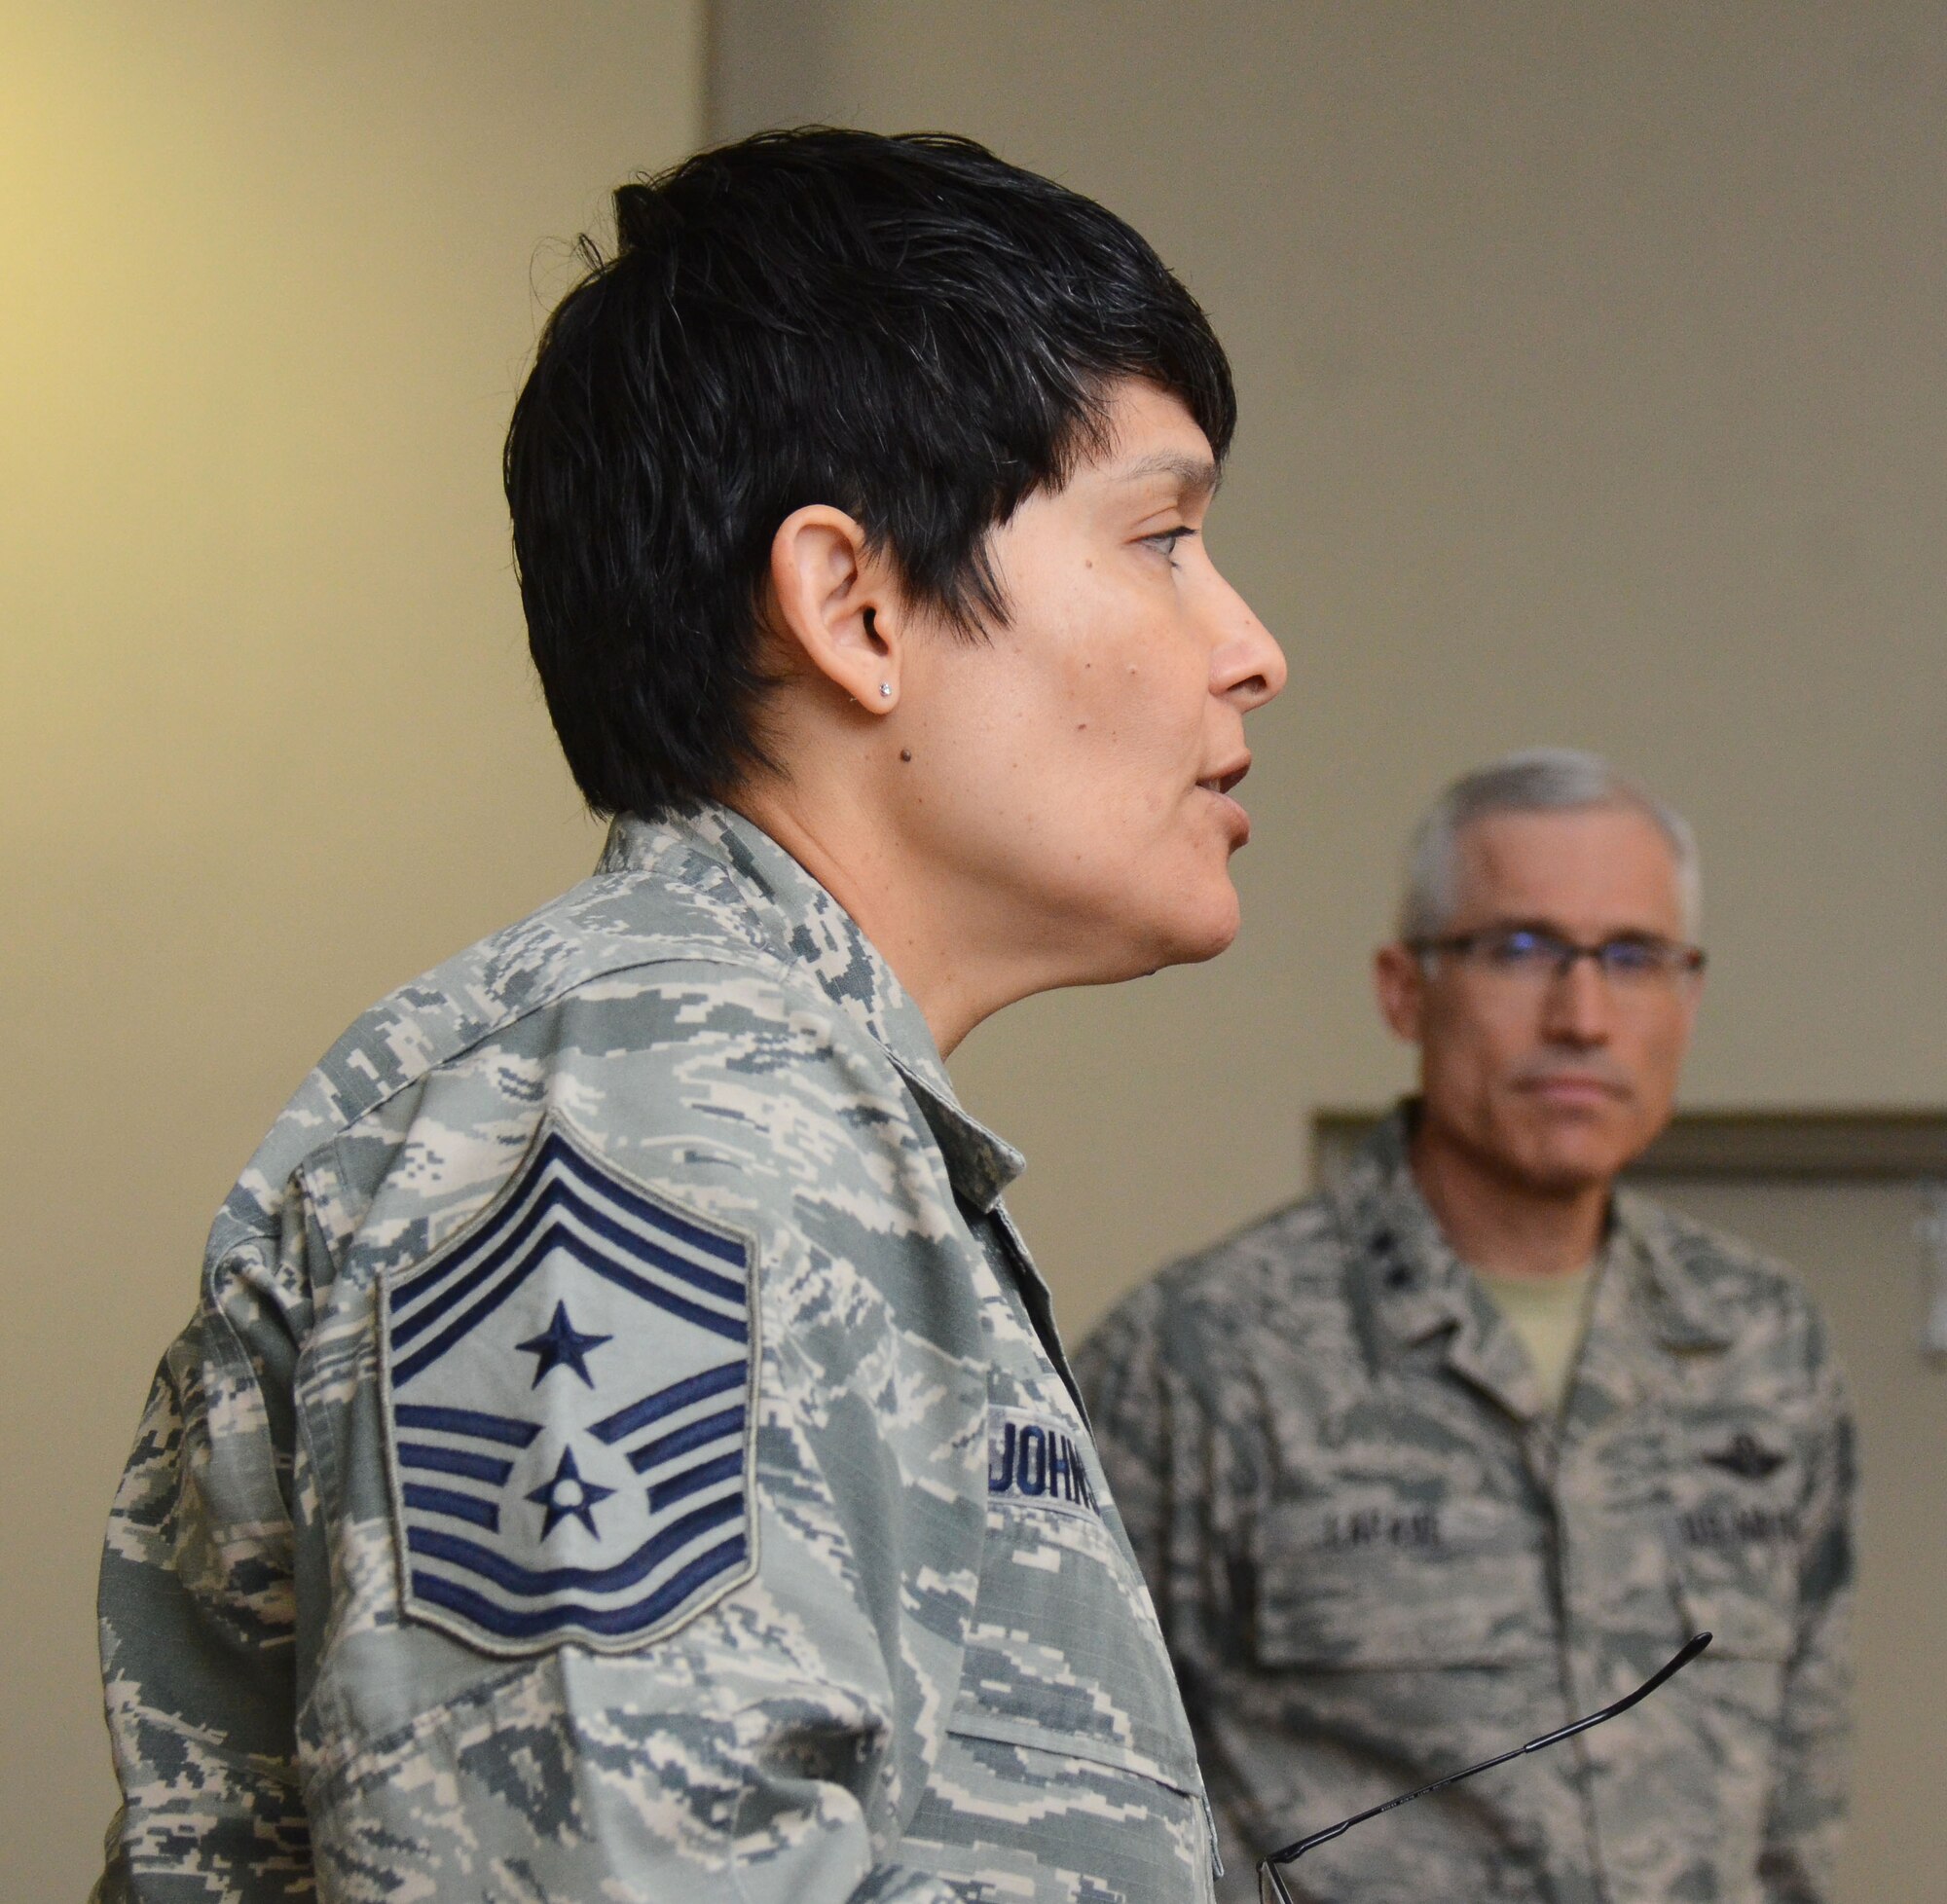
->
xmin=381 ymin=1120 xmax=758 ymax=1656
xmin=1701 ymin=1431 xmax=1788 ymax=1483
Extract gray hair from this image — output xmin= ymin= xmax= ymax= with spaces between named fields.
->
xmin=1397 ymin=748 xmax=1702 ymax=942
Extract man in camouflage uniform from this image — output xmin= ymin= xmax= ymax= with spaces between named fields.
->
xmin=95 ymin=130 xmax=1285 ymax=1900
xmin=1081 ymin=751 xmax=1855 ymax=1904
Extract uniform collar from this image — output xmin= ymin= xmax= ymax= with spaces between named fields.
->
xmin=1609 ymin=1187 xmax=1740 ymax=1351
xmin=1328 ymin=1108 xmax=1548 ymax=1422
xmin=598 ymin=806 xmax=1026 ymax=1213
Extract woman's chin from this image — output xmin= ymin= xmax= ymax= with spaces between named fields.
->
xmin=1137 ymin=881 xmax=1243 ymax=972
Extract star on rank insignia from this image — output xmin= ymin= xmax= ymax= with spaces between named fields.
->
xmin=517 ymin=1301 xmax=611 ymax=1387
xmin=380 ymin=1117 xmax=759 ymax=1656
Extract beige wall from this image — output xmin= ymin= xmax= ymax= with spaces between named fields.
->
xmin=713 ymin=0 xmax=1947 ymax=1336
xmin=0 ymin=4 xmax=701 ymax=1892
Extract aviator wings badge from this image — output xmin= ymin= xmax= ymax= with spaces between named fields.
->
xmin=1700 ymin=1431 xmax=1788 ymax=1483
xmin=380 ymin=1119 xmax=758 ymax=1655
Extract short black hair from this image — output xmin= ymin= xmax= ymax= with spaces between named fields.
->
xmin=504 ymin=127 xmax=1235 ymax=819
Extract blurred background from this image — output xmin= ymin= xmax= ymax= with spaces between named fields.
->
xmin=5 ymin=4 xmax=1944 ymax=1895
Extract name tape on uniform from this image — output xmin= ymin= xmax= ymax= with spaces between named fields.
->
xmin=987 ymin=1406 xmax=1101 ymax=1521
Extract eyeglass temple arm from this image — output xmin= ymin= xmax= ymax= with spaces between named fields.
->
xmin=1262 ymin=1631 xmax=1712 ymax=1871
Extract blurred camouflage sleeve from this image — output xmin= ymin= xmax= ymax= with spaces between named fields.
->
xmin=1075 ymin=1282 xmax=1234 ymax=1717
xmin=1073 ymin=1294 xmax=1165 ymax=1592
xmin=1757 ymin=1323 xmax=1857 ymax=1904
xmin=94 ymin=1219 xmax=313 ymax=1898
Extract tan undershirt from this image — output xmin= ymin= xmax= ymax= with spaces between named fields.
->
xmin=1473 ymin=1260 xmax=1598 ymax=1415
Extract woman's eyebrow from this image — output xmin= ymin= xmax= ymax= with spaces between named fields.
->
xmin=1112 ymin=451 xmax=1222 ymax=500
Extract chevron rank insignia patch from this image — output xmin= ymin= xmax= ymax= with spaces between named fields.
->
xmin=380 ymin=1119 xmax=758 ymax=1655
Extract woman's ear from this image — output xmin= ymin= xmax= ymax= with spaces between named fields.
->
xmin=768 ymin=505 xmax=902 ymax=713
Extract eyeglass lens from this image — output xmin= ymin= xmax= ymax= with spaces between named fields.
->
xmin=1444 ymin=929 xmax=1702 ymax=982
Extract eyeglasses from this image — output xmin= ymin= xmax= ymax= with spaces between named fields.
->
xmin=1256 ymin=1632 xmax=1712 ymax=1904
xmin=1411 ymin=927 xmax=1707 ymax=987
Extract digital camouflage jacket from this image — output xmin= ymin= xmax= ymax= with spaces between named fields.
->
xmin=96 ymin=805 xmax=1216 ymax=1904
xmin=1078 ymin=1113 xmax=1854 ymax=1904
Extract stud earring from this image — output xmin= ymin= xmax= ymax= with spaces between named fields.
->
xmin=878 ymin=682 xmax=893 ymax=698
